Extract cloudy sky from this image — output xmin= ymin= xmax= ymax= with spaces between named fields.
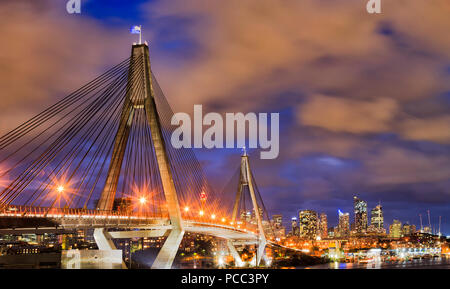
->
xmin=0 ymin=0 xmax=449 ymax=233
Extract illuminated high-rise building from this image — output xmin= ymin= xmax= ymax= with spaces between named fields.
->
xmin=271 ymin=214 xmax=285 ymax=239
xmin=370 ymin=204 xmax=384 ymax=231
xmin=354 ymin=196 xmax=368 ymax=234
xmin=319 ymin=213 xmax=328 ymax=238
xmin=272 ymin=215 xmax=283 ymax=228
xmin=291 ymin=217 xmax=299 ymax=236
xmin=298 ymin=210 xmax=318 ymax=240
xmin=389 ymin=220 xmax=402 ymax=238
xmin=338 ymin=210 xmax=350 ymax=238
xmin=402 ymin=222 xmax=414 ymax=236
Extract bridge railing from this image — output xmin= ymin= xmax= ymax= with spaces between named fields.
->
xmin=0 ymin=205 xmax=169 ymax=219
xmin=0 ymin=205 xmax=261 ymax=234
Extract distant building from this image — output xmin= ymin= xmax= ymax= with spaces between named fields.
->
xmin=389 ymin=220 xmax=402 ymax=238
xmin=240 ymin=210 xmax=252 ymax=223
xmin=402 ymin=222 xmax=415 ymax=236
xmin=113 ymin=197 xmax=132 ymax=213
xmin=291 ymin=217 xmax=299 ymax=236
xmin=271 ymin=214 xmax=285 ymax=239
xmin=371 ymin=204 xmax=384 ymax=230
xmin=338 ymin=210 xmax=350 ymax=238
xmin=328 ymin=227 xmax=336 ymax=238
xmin=354 ymin=196 xmax=368 ymax=234
xmin=319 ymin=213 xmax=328 ymax=238
xmin=298 ymin=210 xmax=318 ymax=239
xmin=422 ymin=226 xmax=432 ymax=234
xmin=272 ymin=215 xmax=283 ymax=228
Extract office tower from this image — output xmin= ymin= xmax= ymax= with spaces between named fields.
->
xmin=319 ymin=213 xmax=328 ymax=238
xmin=371 ymin=204 xmax=384 ymax=232
xmin=328 ymin=227 xmax=336 ymax=238
xmin=402 ymin=222 xmax=414 ymax=236
xmin=291 ymin=217 xmax=299 ymax=236
xmin=271 ymin=214 xmax=285 ymax=239
xmin=410 ymin=224 xmax=416 ymax=234
xmin=354 ymin=196 xmax=368 ymax=233
xmin=389 ymin=220 xmax=402 ymax=238
xmin=272 ymin=215 xmax=283 ymax=228
xmin=298 ymin=210 xmax=318 ymax=240
xmin=338 ymin=210 xmax=350 ymax=238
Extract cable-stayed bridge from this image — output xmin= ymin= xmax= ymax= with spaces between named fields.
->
xmin=0 ymin=43 xmax=278 ymax=268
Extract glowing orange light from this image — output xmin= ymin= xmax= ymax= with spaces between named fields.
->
xmin=221 ymin=218 xmax=226 ymax=222
xmin=57 ymin=186 xmax=65 ymax=194
xmin=139 ymin=197 xmax=147 ymax=204
xmin=184 ymin=206 xmax=189 ymax=212
xmin=199 ymin=210 xmax=204 ymax=216
xmin=211 ymin=214 xmax=216 ymax=220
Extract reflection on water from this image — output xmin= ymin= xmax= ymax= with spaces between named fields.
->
xmin=309 ymin=256 xmax=450 ymax=269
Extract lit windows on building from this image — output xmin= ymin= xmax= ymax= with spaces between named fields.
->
xmin=354 ymin=196 xmax=368 ymax=234
xmin=389 ymin=220 xmax=402 ymax=238
xmin=319 ymin=213 xmax=328 ymax=238
xmin=298 ymin=210 xmax=318 ymax=240
xmin=338 ymin=210 xmax=350 ymax=238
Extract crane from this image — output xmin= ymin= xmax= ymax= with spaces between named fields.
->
xmin=438 ymin=216 xmax=442 ymax=237
xmin=419 ymin=214 xmax=423 ymax=233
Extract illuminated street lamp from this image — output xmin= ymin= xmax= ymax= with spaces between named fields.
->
xmin=184 ymin=206 xmax=189 ymax=212
xmin=57 ymin=185 xmax=65 ymax=194
xmin=139 ymin=196 xmax=147 ymax=205
xmin=199 ymin=210 xmax=204 ymax=216
xmin=211 ymin=214 xmax=216 ymax=220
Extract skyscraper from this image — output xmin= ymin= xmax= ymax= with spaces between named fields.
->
xmin=402 ymin=222 xmax=414 ymax=236
xmin=338 ymin=210 xmax=350 ymax=238
xmin=271 ymin=214 xmax=285 ymax=239
xmin=291 ymin=217 xmax=299 ymax=236
xmin=298 ymin=210 xmax=318 ymax=239
xmin=371 ymin=204 xmax=384 ymax=231
xmin=272 ymin=214 xmax=283 ymax=228
xmin=319 ymin=212 xmax=328 ymax=238
xmin=354 ymin=196 xmax=368 ymax=234
xmin=389 ymin=220 xmax=402 ymax=238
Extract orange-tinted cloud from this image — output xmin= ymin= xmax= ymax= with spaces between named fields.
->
xmin=0 ymin=0 xmax=125 ymax=134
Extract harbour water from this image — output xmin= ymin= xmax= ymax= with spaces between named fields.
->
xmin=307 ymin=256 xmax=450 ymax=269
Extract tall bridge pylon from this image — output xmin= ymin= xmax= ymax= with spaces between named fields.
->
xmin=96 ymin=44 xmax=183 ymax=268
xmin=231 ymin=149 xmax=268 ymax=266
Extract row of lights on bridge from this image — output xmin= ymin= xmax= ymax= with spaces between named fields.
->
xmin=55 ymin=186 xmax=236 ymax=226
xmin=183 ymin=206 xmax=227 ymax=223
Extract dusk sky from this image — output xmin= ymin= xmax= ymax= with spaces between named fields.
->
xmin=0 ymin=1 xmax=449 ymax=233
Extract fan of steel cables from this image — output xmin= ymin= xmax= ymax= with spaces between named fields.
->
xmin=0 ymin=49 xmax=226 ymax=220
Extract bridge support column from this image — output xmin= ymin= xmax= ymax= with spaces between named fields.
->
xmin=256 ymin=238 xmax=267 ymax=267
xmin=93 ymin=228 xmax=127 ymax=269
xmin=151 ymin=229 xmax=184 ymax=269
xmin=227 ymin=240 xmax=243 ymax=267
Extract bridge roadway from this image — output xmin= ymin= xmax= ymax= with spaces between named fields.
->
xmin=0 ymin=208 xmax=259 ymax=244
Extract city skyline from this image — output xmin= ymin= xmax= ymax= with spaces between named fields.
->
xmin=276 ymin=195 xmax=445 ymax=236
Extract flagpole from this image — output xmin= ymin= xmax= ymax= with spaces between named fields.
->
xmin=139 ymin=25 xmax=142 ymax=45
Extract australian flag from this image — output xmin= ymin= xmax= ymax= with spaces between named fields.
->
xmin=130 ymin=25 xmax=141 ymax=34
